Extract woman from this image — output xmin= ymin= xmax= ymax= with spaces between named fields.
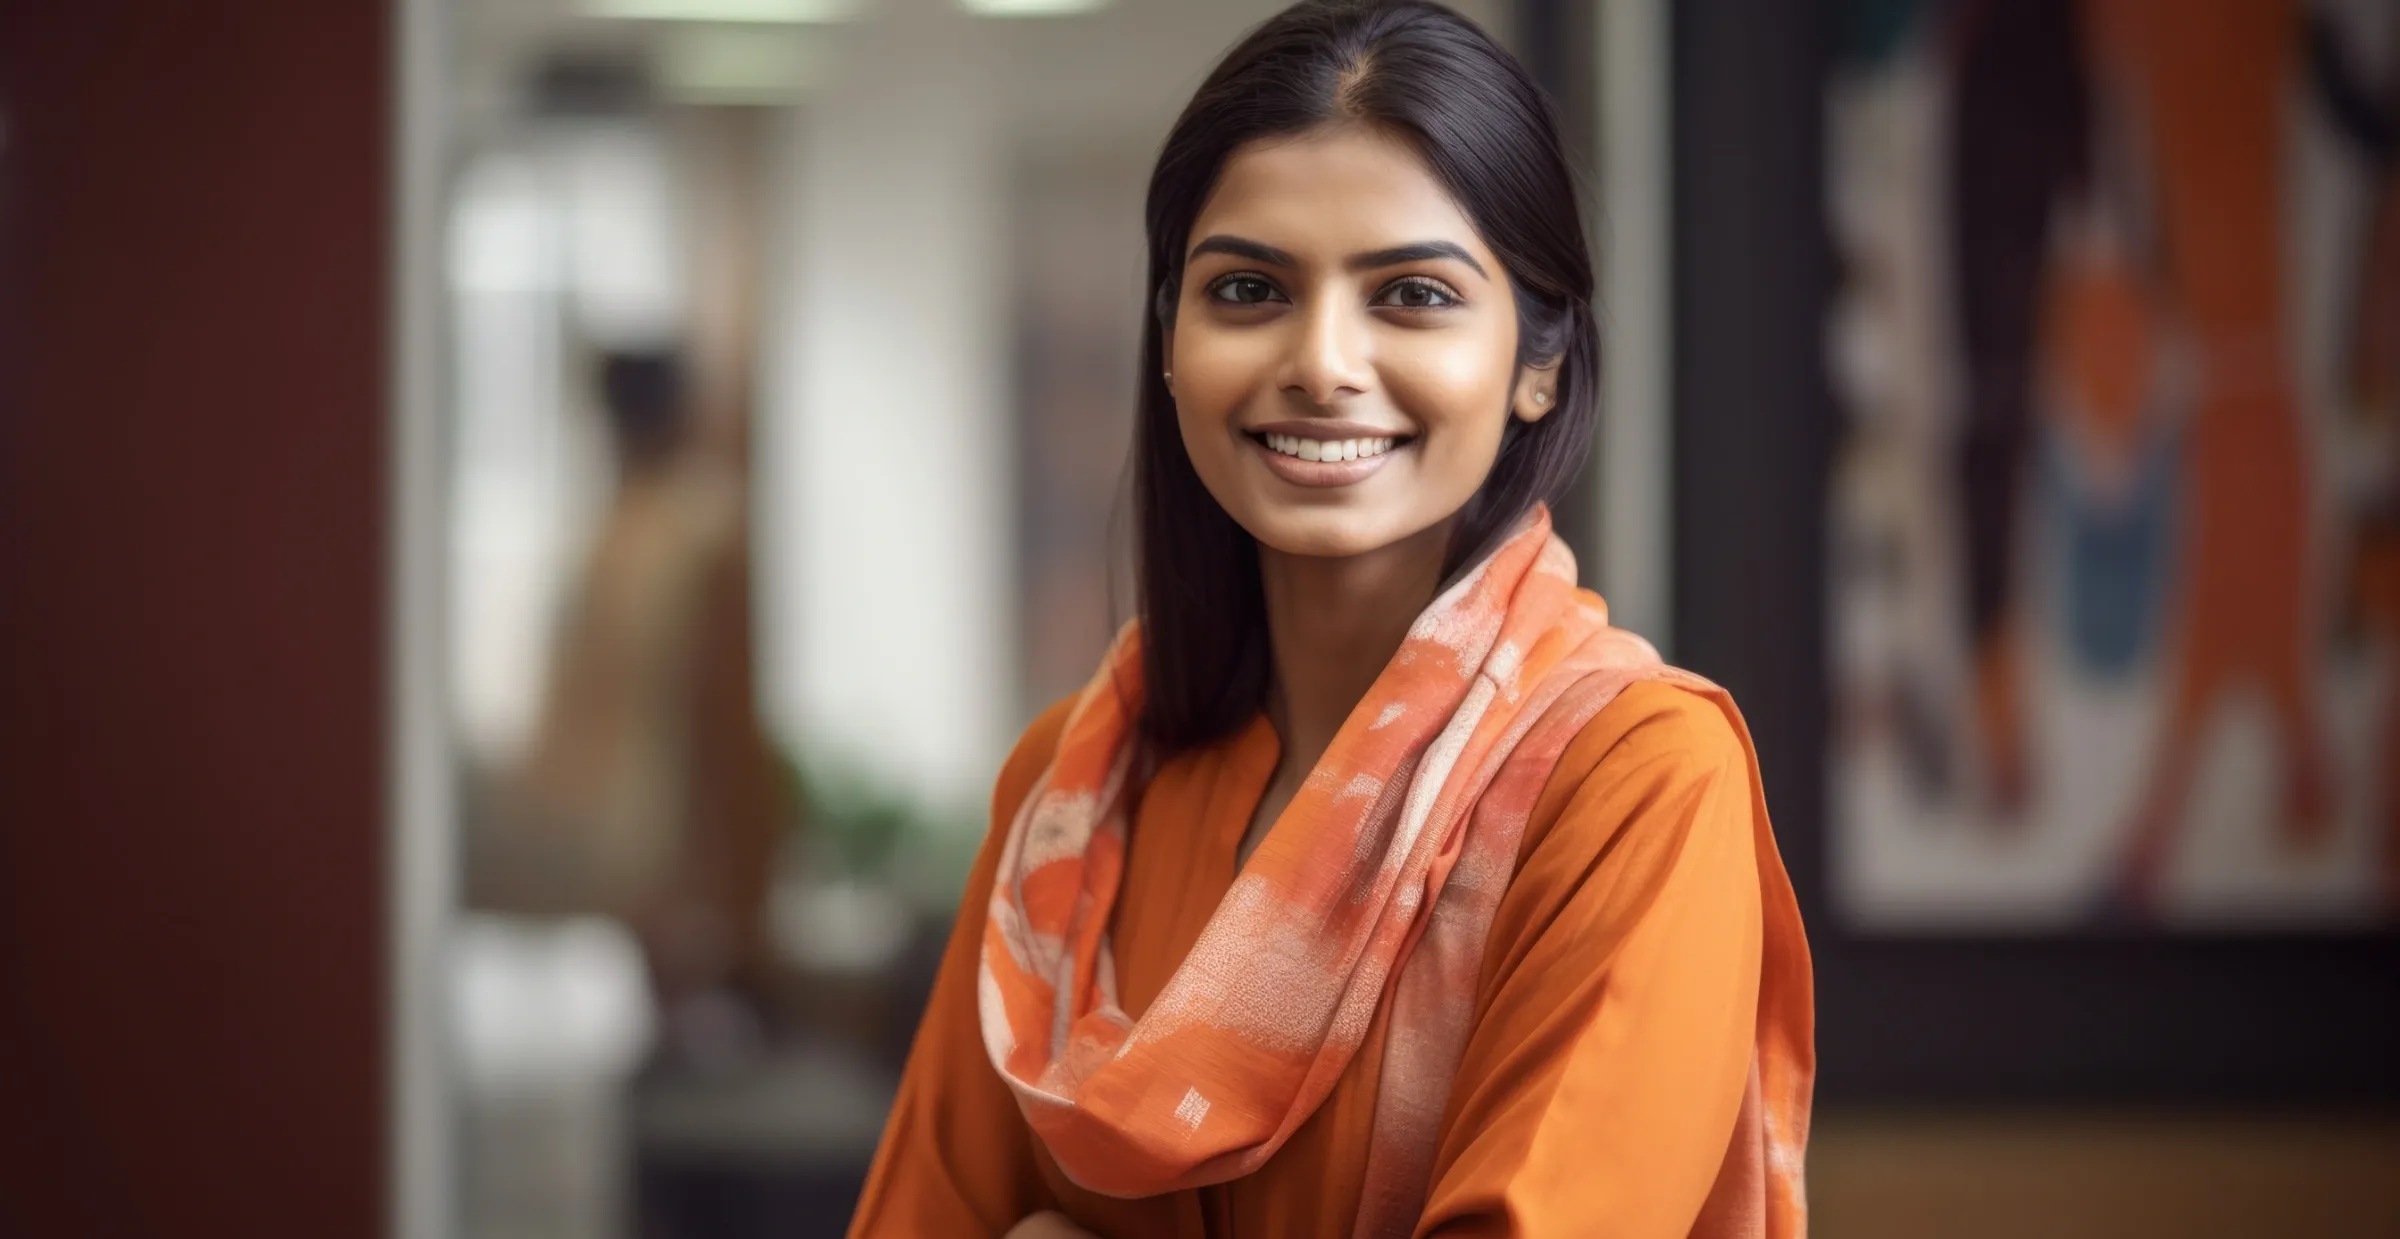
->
xmin=849 ymin=2 xmax=1812 ymax=1235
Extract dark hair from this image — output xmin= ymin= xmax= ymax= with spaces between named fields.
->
xmin=1132 ymin=0 xmax=1599 ymax=754
xmin=596 ymin=347 xmax=689 ymax=466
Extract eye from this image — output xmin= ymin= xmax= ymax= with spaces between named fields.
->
xmin=1206 ymin=274 xmax=1285 ymax=306
xmin=1374 ymin=277 xmax=1462 ymax=310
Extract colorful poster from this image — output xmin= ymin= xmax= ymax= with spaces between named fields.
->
xmin=1825 ymin=0 xmax=2399 ymax=927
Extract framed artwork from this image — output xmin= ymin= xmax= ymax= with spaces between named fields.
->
xmin=1823 ymin=0 xmax=2398 ymax=931
xmin=1672 ymin=0 xmax=2400 ymax=1104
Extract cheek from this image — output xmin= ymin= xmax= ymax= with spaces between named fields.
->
xmin=1171 ymin=321 xmax=1286 ymax=468
xmin=1384 ymin=327 xmax=1518 ymax=449
xmin=1170 ymin=324 xmax=1275 ymax=440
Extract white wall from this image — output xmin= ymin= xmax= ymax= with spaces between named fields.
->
xmin=759 ymin=12 xmax=1014 ymax=817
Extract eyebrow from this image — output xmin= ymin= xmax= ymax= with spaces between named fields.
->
xmin=1349 ymin=241 xmax=1488 ymax=279
xmin=1185 ymin=234 xmax=1489 ymax=280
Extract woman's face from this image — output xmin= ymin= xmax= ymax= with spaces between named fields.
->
xmin=1167 ymin=124 xmax=1555 ymax=562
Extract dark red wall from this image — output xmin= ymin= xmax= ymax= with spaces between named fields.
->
xmin=0 ymin=3 xmax=390 ymax=1235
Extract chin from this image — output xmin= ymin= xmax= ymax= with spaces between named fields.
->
xmin=1231 ymin=502 xmax=1435 ymax=562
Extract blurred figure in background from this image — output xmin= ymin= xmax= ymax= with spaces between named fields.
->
xmin=455 ymin=340 xmax=782 ymax=1239
xmin=473 ymin=342 xmax=780 ymax=1050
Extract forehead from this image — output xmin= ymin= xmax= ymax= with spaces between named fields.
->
xmin=1188 ymin=125 xmax=1493 ymax=266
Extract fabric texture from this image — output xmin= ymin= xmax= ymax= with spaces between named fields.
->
xmin=971 ymin=506 xmax=1811 ymax=1237
xmin=848 ymin=665 xmax=1797 ymax=1236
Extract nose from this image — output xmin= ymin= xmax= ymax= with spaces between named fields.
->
xmin=1279 ymin=296 xmax=1374 ymax=406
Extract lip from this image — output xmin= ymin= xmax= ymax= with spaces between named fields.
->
xmin=1241 ymin=422 xmax=1414 ymax=489
xmin=1246 ymin=419 xmax=1413 ymax=440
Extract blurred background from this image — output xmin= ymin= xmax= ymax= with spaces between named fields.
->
xmin=5 ymin=2 xmax=2399 ymax=1238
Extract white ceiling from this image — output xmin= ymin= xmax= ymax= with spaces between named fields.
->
xmin=442 ymin=0 xmax=1517 ymax=150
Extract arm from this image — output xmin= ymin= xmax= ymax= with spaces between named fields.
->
xmin=1415 ymin=684 xmax=1765 ymax=1239
xmin=846 ymin=701 xmax=1077 ymax=1238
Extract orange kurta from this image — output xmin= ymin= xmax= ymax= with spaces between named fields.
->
xmin=851 ymin=678 xmax=1776 ymax=1238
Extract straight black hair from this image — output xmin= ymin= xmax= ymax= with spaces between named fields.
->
xmin=1133 ymin=0 xmax=1599 ymax=755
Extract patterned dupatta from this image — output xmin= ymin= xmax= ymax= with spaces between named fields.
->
xmin=977 ymin=505 xmax=1811 ymax=1237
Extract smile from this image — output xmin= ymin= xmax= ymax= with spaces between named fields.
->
xmin=1257 ymin=432 xmax=1401 ymax=462
xmin=1242 ymin=428 xmax=1414 ymax=488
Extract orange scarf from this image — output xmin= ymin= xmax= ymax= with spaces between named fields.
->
xmin=979 ymin=506 xmax=1811 ymax=1236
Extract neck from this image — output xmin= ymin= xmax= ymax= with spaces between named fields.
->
xmin=1257 ymin=520 xmax=1453 ymax=771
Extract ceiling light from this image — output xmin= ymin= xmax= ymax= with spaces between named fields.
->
xmin=589 ymin=0 xmax=863 ymax=23
xmin=957 ymin=0 xmax=1111 ymax=16
xmin=657 ymin=27 xmax=829 ymax=103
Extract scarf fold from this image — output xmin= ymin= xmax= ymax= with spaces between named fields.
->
xmin=978 ymin=505 xmax=1810 ymax=1237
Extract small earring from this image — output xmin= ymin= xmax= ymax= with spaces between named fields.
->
xmin=1534 ymin=390 xmax=1550 ymax=405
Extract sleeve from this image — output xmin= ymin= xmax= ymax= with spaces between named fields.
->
xmin=846 ymin=697 xmax=1079 ymax=1239
xmin=1413 ymin=681 xmax=1766 ymax=1239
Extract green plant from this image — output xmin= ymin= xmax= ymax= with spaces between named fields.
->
xmin=775 ymin=745 xmax=976 ymax=901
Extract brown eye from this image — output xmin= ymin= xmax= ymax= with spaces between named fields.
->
xmin=1375 ymin=277 xmax=1461 ymax=309
xmin=1207 ymin=275 xmax=1283 ymax=305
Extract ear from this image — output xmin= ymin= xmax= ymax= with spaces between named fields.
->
xmin=1511 ymin=360 xmax=1559 ymax=424
xmin=1162 ymin=326 xmax=1177 ymax=391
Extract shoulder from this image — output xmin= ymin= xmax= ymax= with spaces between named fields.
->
xmin=1515 ymin=676 xmax=1757 ymax=882
xmin=1469 ymin=674 xmax=1766 ymax=1003
xmin=1549 ymin=678 xmax=1748 ymax=802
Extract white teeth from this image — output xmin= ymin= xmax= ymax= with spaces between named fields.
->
xmin=1259 ymin=433 xmax=1403 ymax=462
